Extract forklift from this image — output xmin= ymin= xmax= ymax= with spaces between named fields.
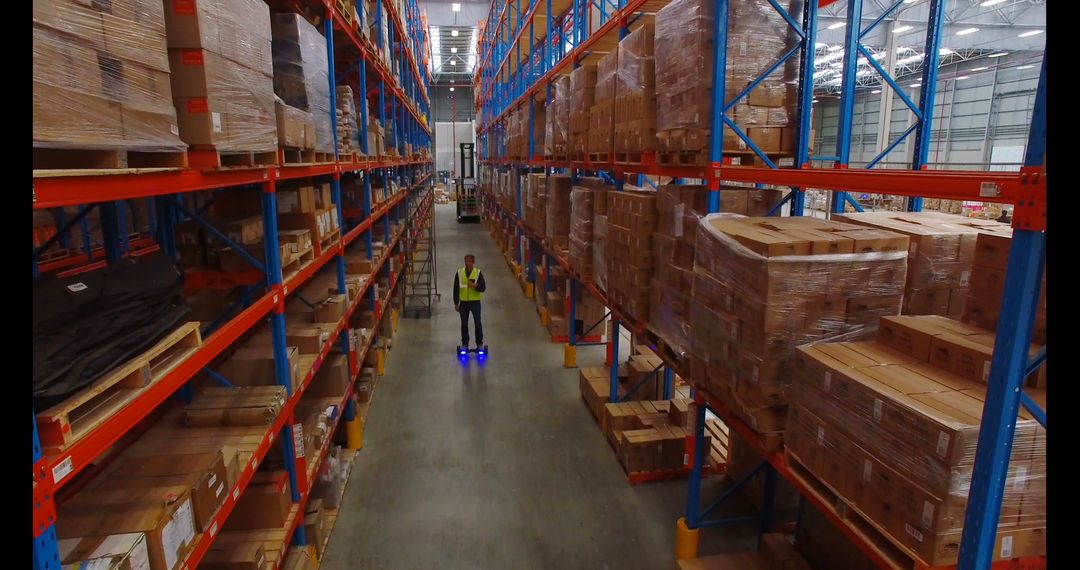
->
xmin=456 ymin=142 xmax=480 ymax=223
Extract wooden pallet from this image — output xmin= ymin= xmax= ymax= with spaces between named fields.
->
xmin=725 ymin=151 xmax=795 ymax=167
xmin=317 ymin=229 xmax=341 ymax=255
xmin=614 ymin=151 xmax=643 ymax=164
xmin=280 ymin=147 xmax=334 ymax=165
xmin=33 ymin=147 xmax=188 ymax=171
xmin=588 ymin=153 xmax=611 ymax=163
xmin=658 ymin=150 xmax=710 ymax=166
xmin=706 ymin=418 xmax=731 ymax=469
xmin=545 ymin=155 xmax=568 ymax=162
xmin=188 ymin=146 xmax=279 ymax=169
xmin=36 ymin=322 xmax=203 ymax=451
xmin=282 ymin=246 xmax=315 ymax=280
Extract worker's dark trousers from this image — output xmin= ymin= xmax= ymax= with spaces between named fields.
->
xmin=459 ymin=301 xmax=483 ymax=345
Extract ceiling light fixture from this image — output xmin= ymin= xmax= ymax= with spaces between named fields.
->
xmin=956 ymin=27 xmax=979 ymax=36
xmin=910 ymin=83 xmax=921 ymax=87
xmin=940 ymin=48 xmax=954 ymax=55
xmin=450 ymin=87 xmax=455 ymax=91
xmin=988 ymin=52 xmax=1009 ymax=57
xmin=1018 ymin=30 xmax=1044 ymax=38
xmin=956 ymin=75 xmax=971 ymax=80
xmin=452 ymin=29 xmax=459 ymax=37
xmin=1016 ymin=65 xmax=1034 ymax=70
xmin=871 ymin=89 xmax=881 ymax=94
xmin=452 ymin=2 xmax=461 ymax=11
xmin=893 ymin=26 xmax=914 ymax=34
xmin=815 ymin=42 xmax=826 ymax=48
xmin=971 ymin=66 xmax=988 ymax=71
xmin=980 ymin=0 xmax=1006 ymax=6
xmin=451 ymin=47 xmax=458 ymax=53
xmin=827 ymin=22 xmax=845 ymax=30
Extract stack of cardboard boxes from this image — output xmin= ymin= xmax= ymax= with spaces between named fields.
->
xmin=689 ymin=215 xmax=909 ymax=444
xmin=592 ymin=182 xmax=611 ymax=291
xmin=544 ymin=76 xmax=571 ymax=158
xmin=165 ymin=0 xmax=278 ymax=153
xmin=33 ymin=0 xmax=186 ymax=158
xmin=368 ymin=116 xmax=385 ymax=157
xmin=271 ymin=13 xmax=332 ymax=154
xmin=336 ymin=85 xmax=363 ymax=157
xmin=568 ymin=63 xmax=598 ymax=157
xmin=716 ymin=185 xmax=786 ymax=216
xmin=788 ymin=315 xmax=1046 ymax=565
xmin=655 ymin=0 xmax=799 ymax=159
xmin=545 ymin=174 xmax=574 ymax=252
xmin=588 ymin=50 xmax=618 ymax=158
xmin=524 ymin=173 xmax=548 ymax=237
xmin=602 ymin=398 xmax=700 ymax=475
xmin=614 ymin=23 xmax=656 ymax=158
xmin=963 ymin=231 xmax=1047 ymax=344
xmin=650 ymin=185 xmax=708 ymax=355
xmin=606 ymin=190 xmax=658 ymax=321
xmin=836 ymin=211 xmax=1012 ymax=318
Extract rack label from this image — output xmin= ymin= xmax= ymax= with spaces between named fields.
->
xmin=905 ymin=523 xmax=924 ymax=543
xmin=922 ymin=501 xmax=935 ymax=528
xmin=1001 ymin=536 xmax=1014 ymax=558
xmin=936 ymin=432 xmax=950 ymax=458
xmin=52 ymin=456 xmax=74 ymax=483
xmin=823 ymin=372 xmax=832 ymax=392
xmin=66 ymin=282 xmax=88 ymax=293
xmin=873 ymin=399 xmax=883 ymax=422
xmin=979 ymin=182 xmax=1001 ymax=197
xmin=294 ymin=424 xmax=305 ymax=458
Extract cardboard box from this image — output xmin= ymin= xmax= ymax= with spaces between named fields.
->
xmin=304 ymin=499 xmax=327 ymax=556
xmin=95 ymin=451 xmax=229 ymax=533
xmin=307 ymin=354 xmax=350 ymax=397
xmin=285 ymin=326 xmax=331 ymax=355
xmin=217 ymin=216 xmax=263 ymax=245
xmin=279 ymin=229 xmax=313 ymax=254
xmin=202 ymin=542 xmax=266 ymax=570
xmin=57 ymin=488 xmax=196 ymax=570
xmin=315 ymin=294 xmax=348 ymax=323
xmin=219 ymin=345 xmax=301 ymax=390
xmin=278 ymin=185 xmax=318 ymax=214
xmin=226 ymin=470 xmax=292 ymax=531
xmin=59 ymin=532 xmax=151 ymax=570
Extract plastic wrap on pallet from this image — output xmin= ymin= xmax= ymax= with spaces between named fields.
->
xmin=162 ymin=0 xmax=277 ymax=152
xmin=834 ymin=212 xmax=1014 ymax=319
xmin=568 ymin=186 xmax=599 ymax=276
xmin=275 ymin=98 xmax=316 ymax=149
xmin=788 ymin=338 xmax=1045 ymax=564
xmin=593 ymin=213 xmax=608 ymax=291
xmin=589 ymin=50 xmax=618 ymax=155
xmin=545 ymin=175 xmax=573 ymax=249
xmin=689 ymin=214 xmax=908 ymax=432
xmin=33 ymin=1 xmax=185 ymax=151
xmin=336 ymin=85 xmax=362 ymax=155
xmin=553 ymin=76 xmax=571 ymax=156
xmin=649 ymin=185 xmax=708 ymax=355
xmin=272 ymin=13 xmax=333 ymax=153
xmin=654 ymin=0 xmax=801 ymax=154
xmin=615 ymin=22 xmax=656 ymax=154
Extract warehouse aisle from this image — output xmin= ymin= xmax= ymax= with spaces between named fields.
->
xmin=321 ymin=203 xmax=751 ymax=568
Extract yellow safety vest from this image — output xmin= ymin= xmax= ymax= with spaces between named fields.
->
xmin=459 ymin=267 xmax=482 ymax=301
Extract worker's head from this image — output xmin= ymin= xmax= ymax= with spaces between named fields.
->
xmin=464 ymin=254 xmax=475 ymax=271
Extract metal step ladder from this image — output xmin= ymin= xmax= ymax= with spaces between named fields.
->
xmin=404 ymin=184 xmax=439 ymax=318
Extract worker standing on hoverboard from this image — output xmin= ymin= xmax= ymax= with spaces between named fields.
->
xmin=454 ymin=254 xmax=487 ymax=354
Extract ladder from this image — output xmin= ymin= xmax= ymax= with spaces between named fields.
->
xmin=404 ymin=183 xmax=439 ymax=318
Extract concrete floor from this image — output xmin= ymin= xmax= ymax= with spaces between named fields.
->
xmin=320 ymin=204 xmax=754 ymax=569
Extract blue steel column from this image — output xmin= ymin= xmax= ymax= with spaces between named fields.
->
xmin=908 ymin=0 xmax=945 ymax=212
xmin=831 ymin=0 xmax=862 ymax=214
xmin=685 ymin=397 xmax=709 ymax=527
xmin=33 ymin=414 xmax=60 ymax=570
xmin=360 ymin=58 xmax=370 ymax=156
xmin=261 ymin=178 xmax=305 ymax=545
xmin=568 ymin=277 xmax=577 ymax=346
xmin=706 ymin=0 xmax=730 ymax=214
xmin=609 ymin=319 xmax=620 ymax=402
xmin=99 ymin=202 xmax=123 ymax=262
xmin=325 ymin=16 xmax=340 ymax=160
xmin=958 ymin=59 xmax=1046 ymax=568
xmin=791 ymin=0 xmax=817 ymax=217
xmin=663 ymin=367 xmax=674 ymax=400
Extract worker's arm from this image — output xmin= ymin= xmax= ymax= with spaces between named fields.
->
xmin=453 ymin=273 xmax=460 ymax=305
xmin=474 ymin=272 xmax=487 ymax=293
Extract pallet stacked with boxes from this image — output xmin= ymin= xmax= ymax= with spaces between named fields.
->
xmin=544 ymin=76 xmax=571 ymax=159
xmin=545 ymin=174 xmax=574 ymax=253
xmin=271 ymin=13 xmax=333 ymax=156
xmin=654 ymin=0 xmax=799 ymax=164
xmin=788 ymin=315 xmax=1046 ymax=565
xmin=689 ymin=215 xmax=908 ymax=449
xmin=606 ymin=190 xmax=658 ymax=321
xmin=614 ymin=23 xmax=656 ymax=162
xmin=524 ymin=173 xmax=548 ymax=238
xmin=588 ymin=50 xmax=618 ymax=161
xmin=835 ymin=211 xmax=1011 ymax=318
xmin=650 ymin=185 xmax=708 ymax=356
xmin=591 ymin=181 xmax=612 ymax=291
xmin=568 ymin=63 xmax=597 ymax=159
xmin=33 ymin=0 xmax=187 ymax=167
xmin=568 ymin=177 xmax=610 ymax=280
xmin=166 ymin=0 xmax=278 ymax=161
xmin=963 ymin=231 xmax=1047 ymax=344
xmin=336 ymin=85 xmax=363 ymax=159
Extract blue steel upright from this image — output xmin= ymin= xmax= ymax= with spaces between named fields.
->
xmin=706 ymin=0 xmax=730 ymax=214
xmin=908 ymin=0 xmax=945 ymax=212
xmin=958 ymin=59 xmax=1047 ymax=569
xmin=831 ymin=0 xmax=863 ymax=214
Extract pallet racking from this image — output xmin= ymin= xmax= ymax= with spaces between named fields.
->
xmin=473 ymin=0 xmax=1046 ymax=568
xmin=32 ymin=1 xmax=434 ymax=567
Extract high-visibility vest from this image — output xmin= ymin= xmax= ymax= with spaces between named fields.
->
xmin=458 ymin=267 xmax=482 ymax=301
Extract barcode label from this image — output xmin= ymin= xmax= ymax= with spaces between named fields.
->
xmin=873 ymin=399 xmax=883 ymax=422
xmin=937 ymin=432 xmax=950 ymax=458
xmin=863 ymin=460 xmax=872 ymax=482
xmin=823 ymin=372 xmax=832 ymax=392
xmin=66 ymin=282 xmax=88 ymax=293
xmin=52 ymin=457 xmax=74 ymax=483
xmin=1001 ymin=535 xmax=1014 ymax=558
xmin=922 ymin=501 xmax=935 ymax=527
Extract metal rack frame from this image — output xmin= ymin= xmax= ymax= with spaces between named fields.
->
xmin=32 ymin=1 xmax=434 ymax=567
xmin=473 ymin=0 xmax=1047 ymax=567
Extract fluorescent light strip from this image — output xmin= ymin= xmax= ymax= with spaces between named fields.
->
xmin=972 ymin=66 xmax=988 ymax=71
xmin=1016 ymin=65 xmax=1034 ymax=70
xmin=956 ymin=28 xmax=979 ymax=36
xmin=981 ymin=0 xmax=1006 ymax=6
xmin=988 ymin=52 xmax=1008 ymax=58
xmin=893 ymin=26 xmax=913 ymax=34
xmin=956 ymin=75 xmax=971 ymax=80
xmin=1019 ymin=30 xmax=1044 ymax=38
xmin=827 ymin=22 xmax=846 ymax=30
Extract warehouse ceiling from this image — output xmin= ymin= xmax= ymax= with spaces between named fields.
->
xmin=422 ymin=0 xmax=486 ymax=85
